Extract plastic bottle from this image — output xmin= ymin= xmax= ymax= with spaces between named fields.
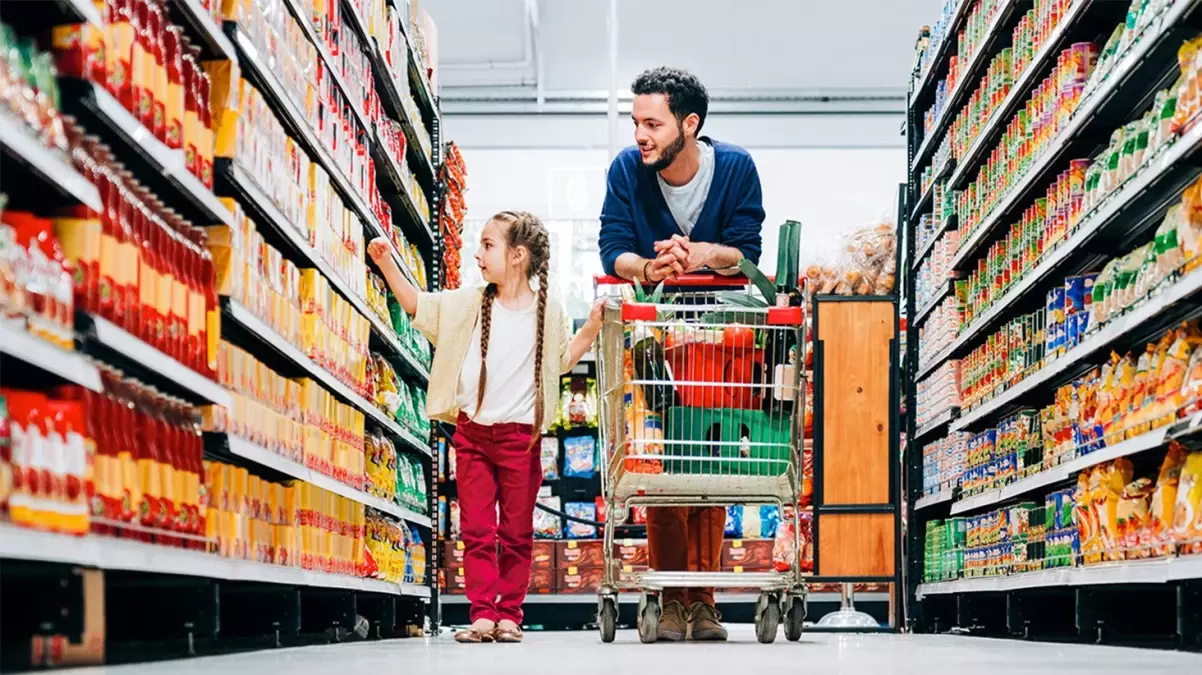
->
xmin=114 ymin=381 xmax=137 ymax=530
xmin=182 ymin=48 xmax=198 ymax=181
xmin=201 ymin=230 xmax=219 ymax=378
xmin=198 ymin=63 xmax=213 ymax=188
xmin=116 ymin=172 xmax=140 ymax=335
xmin=49 ymin=401 xmax=87 ymax=535
xmin=132 ymin=0 xmax=153 ymax=126
xmin=164 ymin=25 xmax=184 ymax=151
xmin=54 ymin=123 xmax=102 ymax=315
xmin=133 ymin=188 xmax=155 ymax=344
xmin=150 ymin=0 xmax=167 ymax=143
xmin=106 ymin=0 xmax=132 ymax=107
xmin=0 ymin=392 xmax=12 ymax=517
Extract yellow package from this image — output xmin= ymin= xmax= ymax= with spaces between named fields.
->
xmin=1117 ymin=477 xmax=1154 ymax=560
xmin=1174 ymin=450 xmax=1202 ymax=554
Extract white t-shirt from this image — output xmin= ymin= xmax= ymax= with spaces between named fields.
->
xmin=456 ymin=297 xmax=538 ymax=425
xmin=657 ymin=139 xmax=715 ymax=236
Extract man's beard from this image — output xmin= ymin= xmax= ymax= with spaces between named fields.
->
xmin=643 ymin=124 xmax=687 ymax=173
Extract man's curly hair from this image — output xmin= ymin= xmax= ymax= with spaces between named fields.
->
xmin=631 ymin=66 xmax=709 ymax=134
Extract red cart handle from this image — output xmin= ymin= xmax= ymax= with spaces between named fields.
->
xmin=593 ymin=273 xmax=772 ymax=288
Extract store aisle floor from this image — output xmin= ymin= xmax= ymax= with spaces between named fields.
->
xmin=55 ymin=627 xmax=1202 ymax=675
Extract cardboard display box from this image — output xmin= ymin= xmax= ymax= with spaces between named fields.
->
xmin=613 ymin=539 xmax=649 ymax=567
xmin=557 ymin=567 xmax=605 ymax=594
xmin=529 ymin=568 xmax=556 ymax=594
xmin=720 ymin=539 xmax=775 ymax=571
xmin=557 ymin=540 xmax=605 ymax=569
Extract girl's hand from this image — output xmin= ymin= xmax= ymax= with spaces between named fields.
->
xmin=588 ymin=298 xmax=606 ymax=328
xmin=367 ymin=237 xmax=395 ymax=268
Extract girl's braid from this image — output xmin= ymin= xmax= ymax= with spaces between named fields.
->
xmin=475 ymin=283 xmax=497 ymax=415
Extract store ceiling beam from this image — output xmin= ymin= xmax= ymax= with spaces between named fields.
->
xmin=442 ymin=87 xmax=906 ymax=116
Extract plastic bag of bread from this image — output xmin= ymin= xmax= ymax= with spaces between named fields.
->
xmin=1148 ymin=443 xmax=1186 ymax=558
xmin=1173 ymin=450 xmax=1202 ymax=554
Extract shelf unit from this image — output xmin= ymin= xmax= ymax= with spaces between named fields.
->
xmin=0 ymin=0 xmax=447 ymax=660
xmin=902 ymin=0 xmax=1202 ymax=642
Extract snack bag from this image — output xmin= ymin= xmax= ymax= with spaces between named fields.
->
xmin=541 ymin=437 xmax=560 ymax=481
xmin=563 ymin=435 xmax=597 ymax=479
xmin=1098 ymin=459 xmax=1135 ymax=562
xmin=534 ymin=493 xmax=563 ymax=539
xmin=1174 ymin=450 xmax=1202 ymax=554
xmin=1149 ymin=443 xmax=1187 ymax=557
xmin=743 ymin=504 xmax=763 ymax=540
xmin=1182 ymin=340 xmax=1202 ymax=416
xmin=725 ymin=505 xmax=743 ymax=538
xmin=760 ymin=505 xmax=781 ymax=539
xmin=565 ymin=502 xmax=597 ymax=539
xmin=1116 ymin=477 xmax=1153 ymax=559
xmin=773 ymin=511 xmax=796 ymax=572
xmin=1077 ymin=470 xmax=1101 ymax=564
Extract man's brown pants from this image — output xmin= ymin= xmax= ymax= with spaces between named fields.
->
xmin=646 ymin=505 xmax=725 ymax=607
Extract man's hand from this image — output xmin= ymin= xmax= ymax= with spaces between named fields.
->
xmin=654 ymin=235 xmax=716 ymax=274
xmin=647 ymin=251 xmax=683 ymax=282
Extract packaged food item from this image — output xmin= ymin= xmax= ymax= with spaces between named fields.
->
xmin=541 ymin=437 xmax=560 ymax=481
xmin=534 ymin=489 xmax=562 ymax=539
xmin=725 ymin=505 xmax=743 ymax=538
xmin=1175 ymin=450 xmax=1202 ymax=553
xmin=565 ymin=502 xmax=597 ymax=539
xmin=562 ymin=435 xmax=597 ymax=479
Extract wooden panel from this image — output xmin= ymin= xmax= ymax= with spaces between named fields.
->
xmin=816 ymin=513 xmax=894 ymax=578
xmin=816 ymin=300 xmax=894 ymax=505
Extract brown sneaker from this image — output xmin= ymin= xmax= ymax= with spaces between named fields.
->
xmin=688 ymin=602 xmax=728 ymax=641
xmin=657 ymin=600 xmax=688 ymax=642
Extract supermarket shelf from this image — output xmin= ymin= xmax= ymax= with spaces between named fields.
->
xmin=936 ymin=117 xmax=1202 ymax=370
xmin=913 ymin=214 xmax=957 ymax=270
xmin=0 ymin=0 xmax=103 ymax=30
xmin=215 ymin=160 xmax=423 ymax=374
xmin=909 ymin=0 xmax=973 ymax=108
xmin=281 ymin=0 xmax=371 ymax=135
xmin=371 ymin=126 xmax=437 ymax=250
xmin=909 ymin=156 xmax=953 ymax=223
xmin=407 ymin=35 xmax=438 ymax=122
xmin=951 ymin=263 xmax=1202 ymax=432
xmin=915 ymin=340 xmax=956 ymax=381
xmin=221 ymin=299 xmax=432 ymax=459
xmin=916 ymin=555 xmax=1202 ymax=598
xmin=913 ymin=281 xmax=954 ymax=326
xmin=945 ymin=0 xmax=1097 ymax=191
xmin=914 ymin=408 xmax=958 ymax=442
xmin=914 ymin=489 xmax=955 ymax=511
xmin=220 ymin=435 xmax=431 ymax=527
xmin=0 ymin=322 xmax=103 ymax=392
xmin=58 ymin=79 xmax=235 ymax=228
xmin=950 ymin=426 xmax=1171 ymax=516
xmin=226 ymin=24 xmax=380 ymax=259
xmin=166 ymin=0 xmax=239 ymax=64
xmin=340 ymin=0 xmax=372 ymax=47
xmin=0 ymin=523 xmax=430 ymax=598
xmin=441 ymin=592 xmax=890 ymax=605
xmin=78 ymin=313 xmax=231 ymax=407
xmin=0 ymin=112 xmax=103 ymax=211
xmin=909 ymin=0 xmax=1021 ymax=173
xmin=950 ymin=0 xmax=1202 ymax=271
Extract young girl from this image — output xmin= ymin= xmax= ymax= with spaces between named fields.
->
xmin=368 ymin=211 xmax=603 ymax=644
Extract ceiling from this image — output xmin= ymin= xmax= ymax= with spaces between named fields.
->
xmin=421 ymin=0 xmax=948 ymax=99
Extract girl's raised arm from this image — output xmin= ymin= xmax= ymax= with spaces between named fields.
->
xmin=367 ymin=238 xmax=419 ymax=316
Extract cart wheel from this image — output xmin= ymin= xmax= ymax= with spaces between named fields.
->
xmin=755 ymin=593 xmax=781 ymax=644
xmin=598 ymin=597 xmax=618 ymax=643
xmin=637 ymin=594 xmax=661 ymax=644
xmin=784 ymin=595 xmax=807 ymax=642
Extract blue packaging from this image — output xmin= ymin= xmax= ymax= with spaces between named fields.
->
xmin=1066 ymin=308 xmax=1080 ymax=350
xmin=1076 ymin=310 xmax=1091 ymax=339
xmin=1047 ymin=287 xmax=1065 ymax=323
xmin=1081 ymin=273 xmax=1098 ymax=309
xmin=725 ymin=505 xmax=743 ymax=538
xmin=562 ymin=436 xmax=597 ymax=479
xmin=760 ymin=505 xmax=780 ymax=538
xmin=1064 ymin=276 xmax=1086 ymax=316
xmin=566 ymin=502 xmax=598 ymax=539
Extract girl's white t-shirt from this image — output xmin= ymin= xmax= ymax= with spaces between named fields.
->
xmin=456 ymin=297 xmax=538 ymax=425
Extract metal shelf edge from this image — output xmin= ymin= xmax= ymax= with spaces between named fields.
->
xmin=0 ymin=113 xmax=103 ymax=211
xmin=0 ymin=323 xmax=103 ymax=392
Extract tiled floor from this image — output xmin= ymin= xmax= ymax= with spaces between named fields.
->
xmin=53 ymin=626 xmax=1202 ymax=674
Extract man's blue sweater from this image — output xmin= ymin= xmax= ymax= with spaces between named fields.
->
xmin=599 ymin=137 xmax=765 ymax=277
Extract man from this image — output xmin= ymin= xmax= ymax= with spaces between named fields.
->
xmin=598 ymin=66 xmax=765 ymax=642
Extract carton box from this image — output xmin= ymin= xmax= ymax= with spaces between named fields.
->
xmin=720 ymin=539 xmax=774 ymax=571
xmin=557 ymin=540 xmax=605 ymax=569
xmin=613 ymin=539 xmax=649 ymax=567
xmin=443 ymin=540 xmax=555 ymax=570
xmin=557 ymin=567 xmax=605 ymax=594
xmin=529 ymin=568 xmax=556 ymax=594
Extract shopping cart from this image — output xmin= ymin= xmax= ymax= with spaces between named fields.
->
xmin=592 ymin=274 xmax=808 ymax=644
